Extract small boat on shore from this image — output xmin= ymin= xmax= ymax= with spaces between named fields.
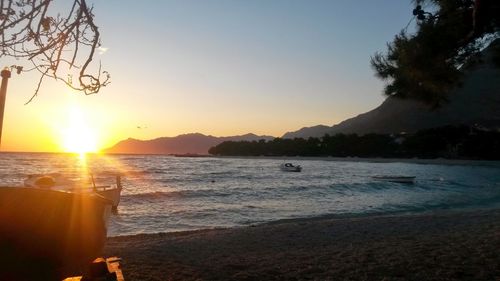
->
xmin=0 ymin=186 xmax=112 ymax=279
xmin=24 ymin=173 xmax=123 ymax=211
xmin=1 ymin=173 xmax=122 ymax=278
xmin=372 ymin=175 xmax=416 ymax=183
xmin=280 ymin=163 xmax=302 ymax=172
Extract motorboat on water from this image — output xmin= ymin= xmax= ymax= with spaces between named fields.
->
xmin=372 ymin=175 xmax=416 ymax=183
xmin=280 ymin=162 xmax=302 ymax=172
xmin=24 ymin=173 xmax=123 ymax=211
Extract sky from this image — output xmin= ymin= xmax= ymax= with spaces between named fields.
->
xmin=0 ymin=0 xmax=416 ymax=152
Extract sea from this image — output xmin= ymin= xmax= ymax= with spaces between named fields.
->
xmin=1 ymin=152 xmax=500 ymax=237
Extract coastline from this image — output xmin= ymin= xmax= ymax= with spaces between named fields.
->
xmin=105 ymin=207 xmax=500 ymax=280
xmin=216 ymin=155 xmax=500 ymax=166
xmin=2 ymin=151 xmax=499 ymax=167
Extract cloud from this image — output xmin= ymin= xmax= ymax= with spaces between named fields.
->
xmin=98 ymin=47 xmax=109 ymax=55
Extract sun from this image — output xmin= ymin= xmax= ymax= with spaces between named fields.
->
xmin=61 ymin=107 xmax=99 ymax=154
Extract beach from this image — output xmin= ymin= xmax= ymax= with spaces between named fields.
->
xmin=105 ymin=208 xmax=500 ymax=280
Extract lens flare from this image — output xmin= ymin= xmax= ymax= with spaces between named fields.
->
xmin=61 ymin=106 xmax=99 ymax=155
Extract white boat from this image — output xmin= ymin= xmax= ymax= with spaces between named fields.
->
xmin=280 ymin=163 xmax=302 ymax=172
xmin=24 ymin=173 xmax=123 ymax=211
xmin=372 ymin=175 xmax=416 ymax=183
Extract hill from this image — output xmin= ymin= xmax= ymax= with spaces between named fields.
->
xmin=283 ymin=40 xmax=500 ymax=138
xmin=104 ymin=133 xmax=274 ymax=155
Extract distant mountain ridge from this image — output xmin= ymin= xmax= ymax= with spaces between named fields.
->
xmin=105 ymin=133 xmax=274 ymax=155
xmin=283 ymin=40 xmax=500 ymax=138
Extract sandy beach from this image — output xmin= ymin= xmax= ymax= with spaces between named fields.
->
xmin=105 ymin=208 xmax=500 ymax=280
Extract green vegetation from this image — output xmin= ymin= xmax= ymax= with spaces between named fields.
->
xmin=209 ymin=126 xmax=500 ymax=160
xmin=371 ymin=0 xmax=499 ymax=107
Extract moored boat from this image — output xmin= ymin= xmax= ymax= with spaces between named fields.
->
xmin=372 ymin=175 xmax=416 ymax=183
xmin=24 ymin=173 xmax=123 ymax=211
xmin=0 ymin=186 xmax=112 ymax=279
xmin=280 ymin=163 xmax=302 ymax=172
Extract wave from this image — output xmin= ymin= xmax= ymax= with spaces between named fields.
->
xmin=371 ymin=193 xmax=500 ymax=214
xmin=6 ymin=158 xmax=45 ymax=163
xmin=145 ymin=168 xmax=168 ymax=174
xmin=269 ymin=181 xmax=418 ymax=195
xmin=122 ymin=188 xmax=235 ymax=201
xmin=120 ymin=181 xmax=442 ymax=203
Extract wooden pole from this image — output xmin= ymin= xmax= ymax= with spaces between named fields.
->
xmin=0 ymin=68 xmax=11 ymax=147
xmin=116 ymin=175 xmax=122 ymax=189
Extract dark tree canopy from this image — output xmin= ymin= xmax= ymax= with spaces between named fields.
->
xmin=0 ymin=0 xmax=109 ymax=103
xmin=371 ymin=0 xmax=500 ymax=107
xmin=209 ymin=126 xmax=500 ymax=160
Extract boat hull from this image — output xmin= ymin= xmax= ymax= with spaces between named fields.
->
xmin=0 ymin=187 xmax=111 ymax=279
xmin=372 ymin=176 xmax=416 ymax=183
xmin=96 ymin=187 xmax=122 ymax=210
xmin=280 ymin=163 xmax=302 ymax=172
xmin=280 ymin=167 xmax=302 ymax=172
xmin=24 ymin=174 xmax=123 ymax=211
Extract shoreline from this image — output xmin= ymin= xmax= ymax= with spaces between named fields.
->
xmin=2 ymin=151 xmax=499 ymax=166
xmin=107 ymin=204 xmax=500 ymax=239
xmin=105 ymin=207 xmax=500 ymax=280
xmin=216 ymin=155 xmax=500 ymax=166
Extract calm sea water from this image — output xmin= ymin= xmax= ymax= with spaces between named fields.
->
xmin=1 ymin=152 xmax=500 ymax=237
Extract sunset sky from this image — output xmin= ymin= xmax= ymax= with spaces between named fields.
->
xmin=1 ymin=0 xmax=415 ymax=152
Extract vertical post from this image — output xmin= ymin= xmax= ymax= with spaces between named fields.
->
xmin=116 ymin=175 xmax=122 ymax=190
xmin=90 ymin=173 xmax=97 ymax=192
xmin=0 ymin=68 xmax=12 ymax=147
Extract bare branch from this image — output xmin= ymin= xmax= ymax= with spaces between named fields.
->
xmin=24 ymin=66 xmax=48 ymax=105
xmin=0 ymin=0 xmax=109 ymax=103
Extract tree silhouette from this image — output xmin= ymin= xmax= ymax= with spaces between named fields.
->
xmin=0 ymin=0 xmax=109 ymax=103
xmin=371 ymin=0 xmax=499 ymax=107
xmin=208 ymin=126 xmax=500 ymax=160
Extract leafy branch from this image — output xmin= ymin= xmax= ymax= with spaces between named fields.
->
xmin=371 ymin=0 xmax=499 ymax=107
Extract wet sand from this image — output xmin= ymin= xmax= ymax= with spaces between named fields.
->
xmin=105 ymin=208 xmax=500 ymax=280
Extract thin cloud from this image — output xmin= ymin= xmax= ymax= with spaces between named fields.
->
xmin=98 ymin=47 xmax=109 ymax=55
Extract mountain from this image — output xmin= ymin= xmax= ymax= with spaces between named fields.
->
xmin=283 ymin=40 xmax=500 ymax=138
xmin=105 ymin=133 xmax=274 ymax=155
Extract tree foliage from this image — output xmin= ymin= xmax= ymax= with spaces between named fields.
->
xmin=0 ymin=0 xmax=109 ymax=103
xmin=371 ymin=0 xmax=500 ymax=107
xmin=209 ymin=126 xmax=500 ymax=160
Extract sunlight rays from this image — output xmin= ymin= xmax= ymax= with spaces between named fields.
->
xmin=61 ymin=106 xmax=99 ymax=155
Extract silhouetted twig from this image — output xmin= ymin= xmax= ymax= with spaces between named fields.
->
xmin=0 ymin=0 xmax=110 ymax=103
